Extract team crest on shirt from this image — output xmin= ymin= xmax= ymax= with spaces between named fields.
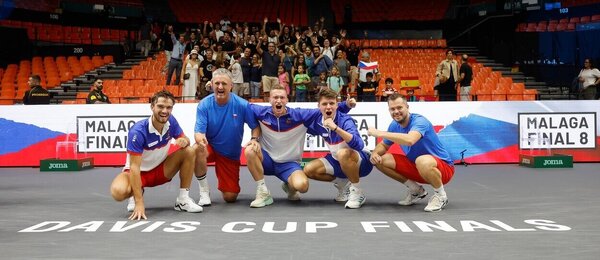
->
xmin=286 ymin=118 xmax=292 ymax=124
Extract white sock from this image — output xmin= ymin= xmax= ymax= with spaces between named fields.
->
xmin=332 ymin=177 xmax=348 ymax=186
xmin=197 ymin=174 xmax=208 ymax=191
xmin=178 ymin=188 xmax=190 ymax=199
xmin=434 ymin=185 xmax=447 ymax=198
xmin=403 ymin=180 xmax=421 ymax=194
xmin=350 ymin=181 xmax=360 ymax=189
xmin=256 ymin=179 xmax=268 ymax=192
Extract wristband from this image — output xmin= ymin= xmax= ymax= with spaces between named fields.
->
xmin=332 ymin=126 xmax=338 ymax=132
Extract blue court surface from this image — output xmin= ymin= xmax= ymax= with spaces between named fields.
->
xmin=0 ymin=164 xmax=598 ymax=259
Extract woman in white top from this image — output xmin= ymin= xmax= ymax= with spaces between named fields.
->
xmin=181 ymin=50 xmax=200 ymax=101
xmin=578 ymin=58 xmax=600 ymax=100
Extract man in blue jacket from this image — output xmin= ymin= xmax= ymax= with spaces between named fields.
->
xmin=303 ymin=89 xmax=373 ymax=209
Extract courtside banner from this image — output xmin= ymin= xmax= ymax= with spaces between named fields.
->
xmin=1 ymin=101 xmax=599 ymax=166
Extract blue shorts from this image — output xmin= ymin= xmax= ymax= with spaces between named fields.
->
xmin=262 ymin=149 xmax=303 ymax=183
xmin=320 ymin=150 xmax=373 ymax=179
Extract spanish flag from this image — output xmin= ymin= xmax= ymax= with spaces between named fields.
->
xmin=400 ymin=76 xmax=420 ymax=89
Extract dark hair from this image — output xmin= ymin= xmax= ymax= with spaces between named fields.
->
xmin=387 ymin=93 xmax=406 ymax=103
xmin=366 ymin=72 xmax=374 ymax=78
xmin=30 ymin=74 xmax=41 ymax=85
xmin=584 ymin=58 xmax=593 ymax=68
xmin=446 ymin=49 xmax=454 ymax=55
xmin=385 ymin=77 xmax=393 ymax=84
xmin=151 ymin=90 xmax=176 ymax=105
xmin=318 ymin=88 xmax=338 ymax=101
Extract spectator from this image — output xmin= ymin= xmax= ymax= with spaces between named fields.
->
xmin=293 ymin=64 xmax=310 ymax=102
xmin=358 ymin=72 xmax=378 ymax=102
xmin=240 ymin=47 xmax=253 ymax=99
xmin=86 ymin=79 xmax=110 ymax=104
xmin=435 ymin=49 xmax=459 ymax=101
xmin=229 ymin=54 xmax=245 ymax=98
xmin=23 ymin=75 xmax=50 ymax=105
xmin=249 ymin=54 xmax=262 ymax=99
xmin=256 ymin=37 xmax=281 ymax=101
xmin=577 ymin=58 xmax=600 ymax=100
xmin=166 ymin=34 xmax=187 ymax=86
xmin=380 ymin=78 xmax=397 ymax=102
xmin=182 ymin=49 xmax=201 ymax=101
xmin=327 ymin=66 xmax=344 ymax=98
xmin=346 ymin=42 xmax=360 ymax=67
xmin=458 ymin=54 xmax=473 ymax=101
xmin=199 ymin=49 xmax=216 ymax=98
xmin=277 ymin=64 xmax=290 ymax=95
xmin=139 ymin=20 xmax=152 ymax=58
xmin=357 ymin=51 xmax=380 ymax=91
xmin=309 ymin=46 xmax=333 ymax=96
xmin=334 ymin=49 xmax=351 ymax=96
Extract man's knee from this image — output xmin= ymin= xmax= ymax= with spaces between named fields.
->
xmin=415 ymin=155 xmax=437 ymax=173
xmin=244 ymin=147 xmax=260 ymax=161
xmin=110 ymin=182 xmax=130 ymax=201
xmin=292 ymin=175 xmax=309 ymax=193
xmin=336 ymin=148 xmax=357 ymax=163
xmin=222 ymin=192 xmax=238 ymax=203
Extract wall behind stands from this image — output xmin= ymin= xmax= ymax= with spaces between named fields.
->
xmin=0 ymin=26 xmax=33 ymax=67
xmin=0 ymin=101 xmax=598 ymax=167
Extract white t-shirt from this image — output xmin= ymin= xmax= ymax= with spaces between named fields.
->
xmin=578 ymin=68 xmax=600 ymax=89
xmin=231 ymin=62 xmax=243 ymax=84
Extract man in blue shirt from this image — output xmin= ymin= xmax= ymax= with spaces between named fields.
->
xmin=303 ymin=89 xmax=372 ymax=209
xmin=368 ymin=93 xmax=455 ymax=212
xmin=110 ymin=90 xmax=203 ymax=221
xmin=194 ymin=68 xmax=263 ymax=207
xmin=309 ymin=46 xmax=333 ymax=93
xmin=166 ymin=33 xmax=186 ymax=86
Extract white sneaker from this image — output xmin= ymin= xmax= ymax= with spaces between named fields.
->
xmin=126 ymin=197 xmax=135 ymax=212
xmin=198 ymin=177 xmax=211 ymax=206
xmin=398 ymin=187 xmax=428 ymax=206
xmin=281 ymin=182 xmax=300 ymax=201
xmin=174 ymin=196 xmax=203 ymax=213
xmin=424 ymin=193 xmax=448 ymax=212
xmin=198 ymin=191 xmax=212 ymax=206
xmin=334 ymin=180 xmax=350 ymax=202
xmin=344 ymin=186 xmax=366 ymax=209
xmin=250 ymin=189 xmax=273 ymax=208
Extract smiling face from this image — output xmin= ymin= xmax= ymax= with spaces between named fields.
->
xmin=387 ymin=95 xmax=410 ymax=126
xmin=269 ymin=88 xmax=288 ymax=116
xmin=211 ymin=73 xmax=233 ymax=104
xmin=151 ymin=97 xmax=174 ymax=125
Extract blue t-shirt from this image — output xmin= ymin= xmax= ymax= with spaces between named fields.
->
xmin=126 ymin=116 xmax=185 ymax=171
xmin=383 ymin=113 xmax=453 ymax=165
xmin=195 ymin=94 xmax=258 ymax=160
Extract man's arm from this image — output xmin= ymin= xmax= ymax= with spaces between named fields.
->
xmin=369 ymin=141 xmax=391 ymax=165
xmin=368 ymin=129 xmax=422 ymax=146
xmin=128 ymin=154 xmax=146 ymax=220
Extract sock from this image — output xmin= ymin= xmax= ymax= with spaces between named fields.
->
xmin=178 ymin=188 xmax=190 ymax=199
xmin=332 ymin=177 xmax=348 ymax=186
xmin=256 ymin=179 xmax=268 ymax=192
xmin=197 ymin=174 xmax=208 ymax=191
xmin=350 ymin=181 xmax=360 ymax=189
xmin=434 ymin=185 xmax=447 ymax=198
xmin=403 ymin=180 xmax=421 ymax=194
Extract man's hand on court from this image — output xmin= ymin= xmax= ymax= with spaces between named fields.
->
xmin=129 ymin=203 xmax=147 ymax=221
